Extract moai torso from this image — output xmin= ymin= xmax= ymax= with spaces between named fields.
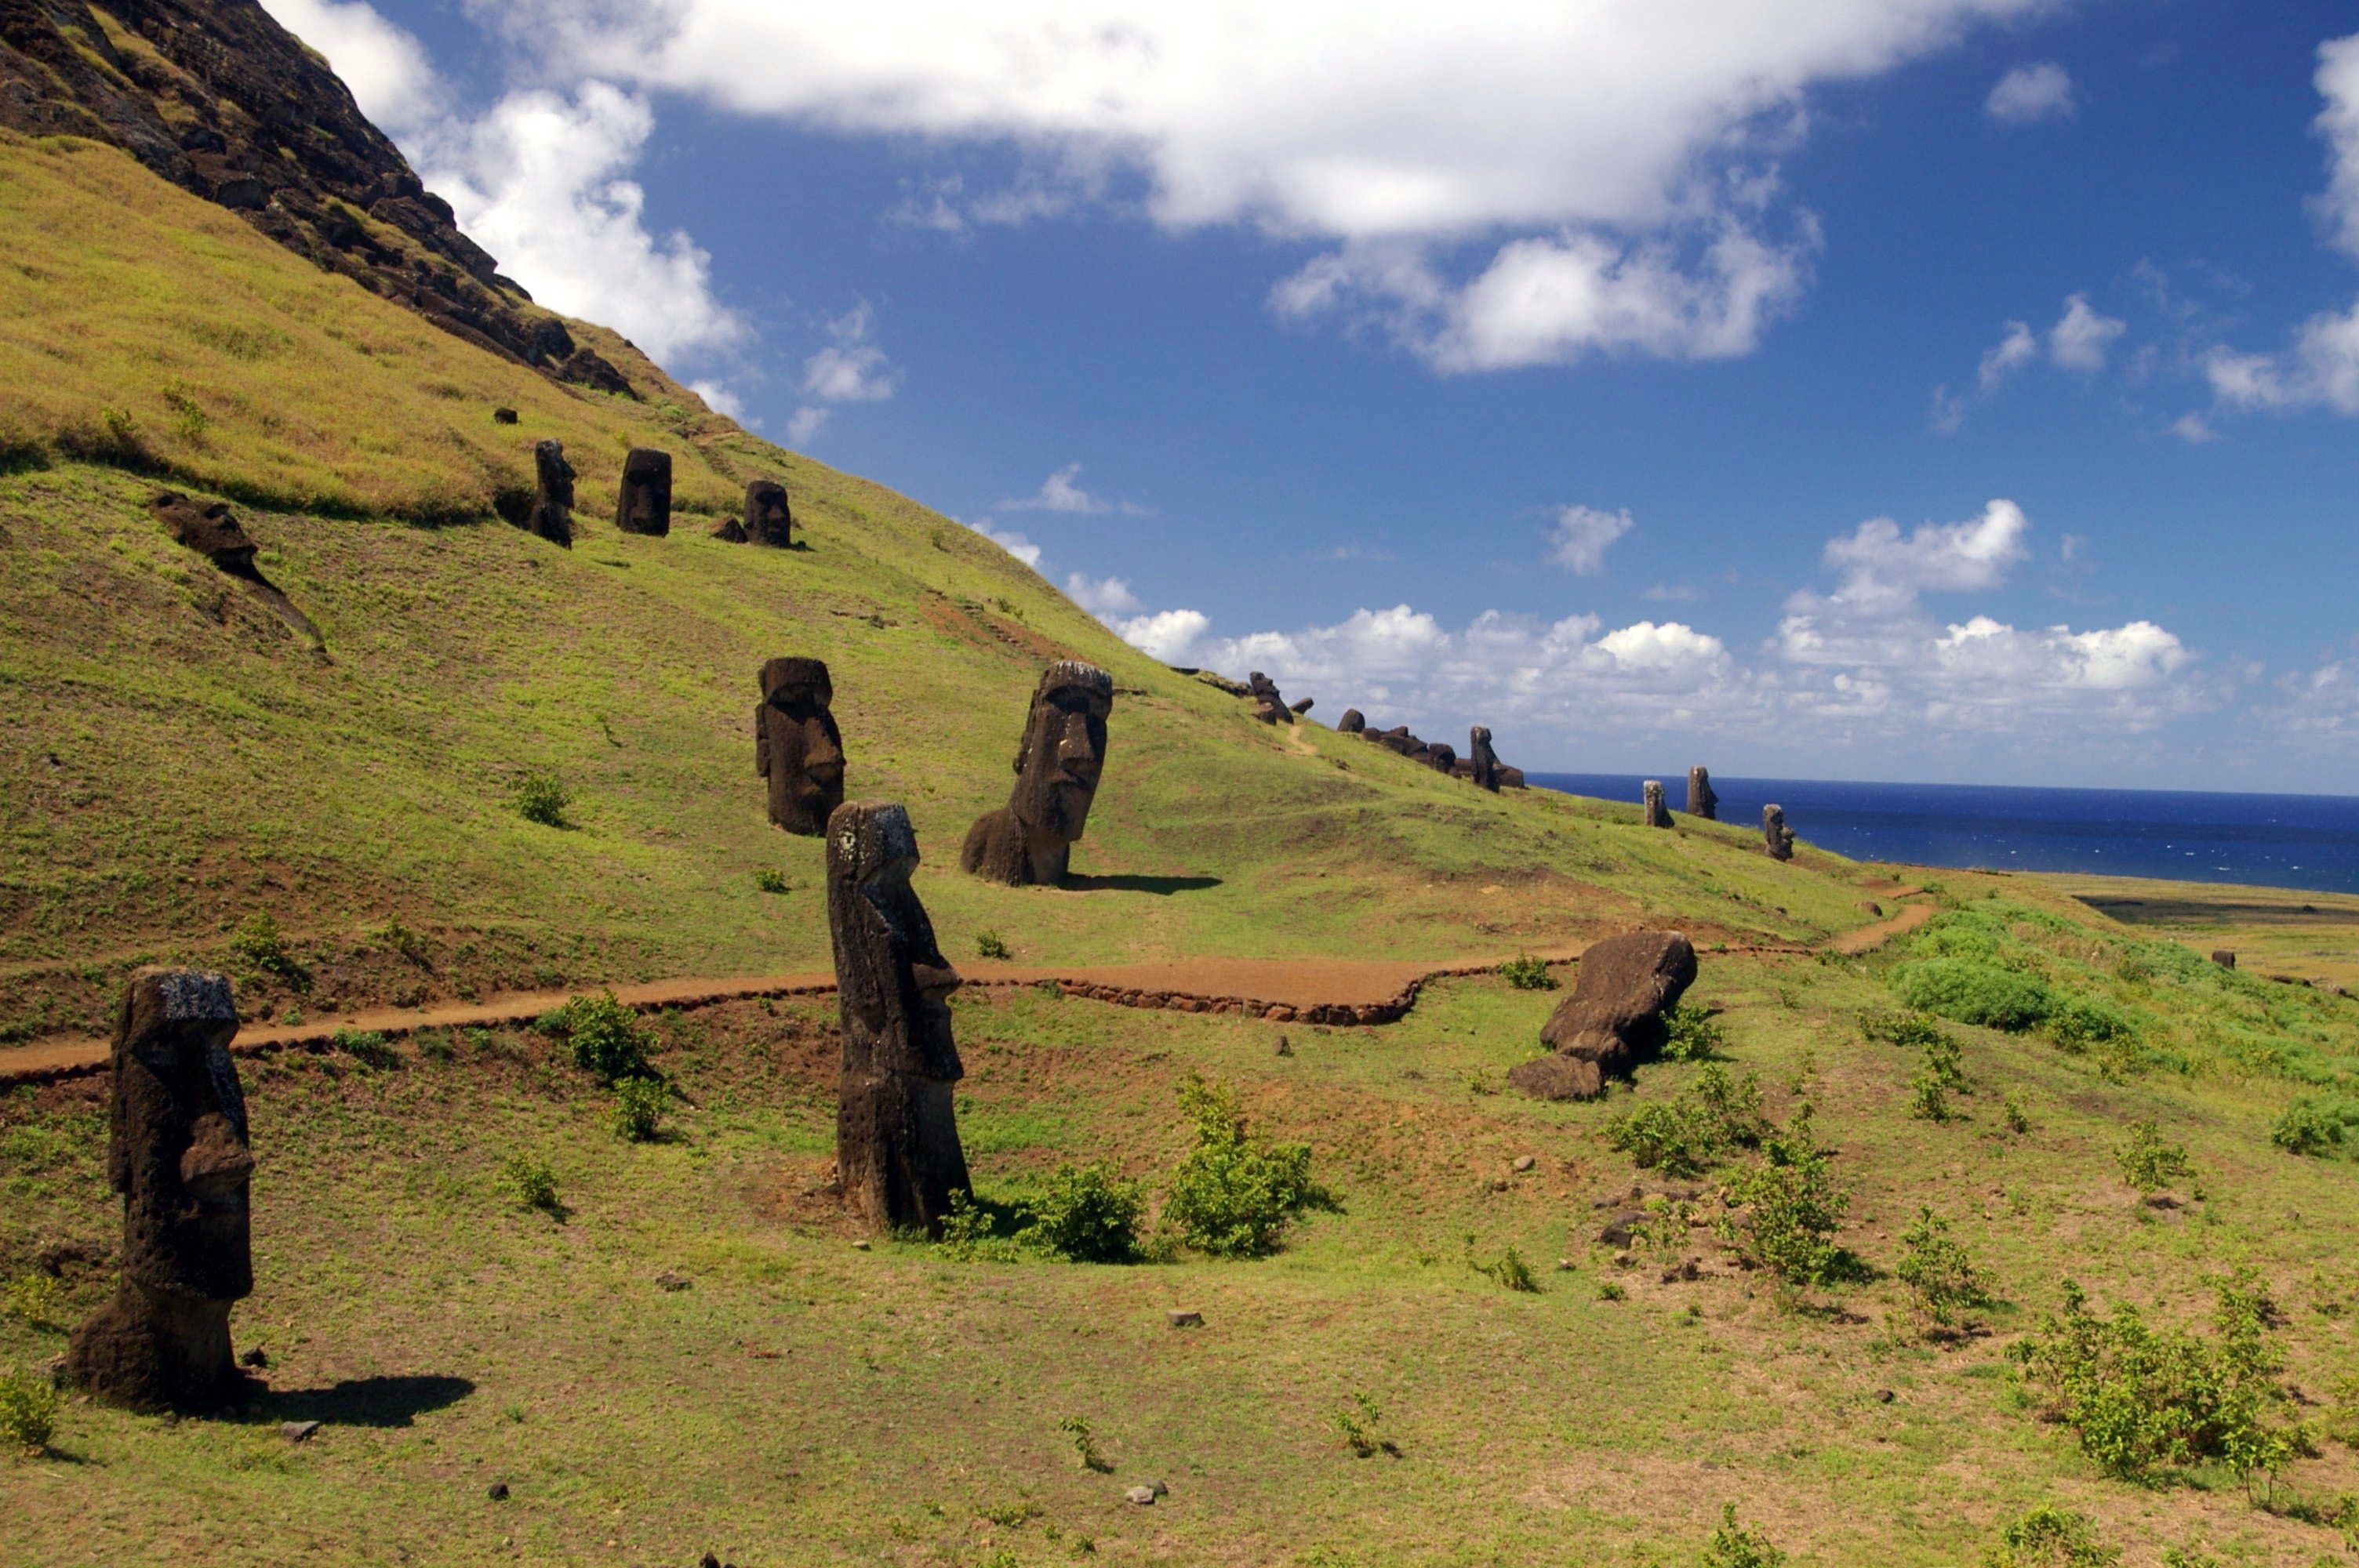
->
xmin=1644 ymin=780 xmax=1671 ymax=828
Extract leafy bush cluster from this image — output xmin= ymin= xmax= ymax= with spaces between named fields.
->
xmin=1497 ymin=953 xmax=1555 ymax=991
xmin=1715 ymin=1106 xmax=1851 ymax=1296
xmin=513 ymin=768 xmax=572 ymax=828
xmin=546 ymin=992 xmax=655 ymax=1082
xmin=2115 ymin=1120 xmax=2197 ymax=1196
xmin=1025 ymin=1162 xmax=1146 ymax=1263
xmin=0 ymin=1368 xmax=60 ymax=1452
xmin=2271 ymin=1095 xmax=2357 ymax=1157
xmin=1659 ymin=1000 xmax=1727 ymax=1061
xmin=1981 ymin=1506 xmax=2119 ymax=1568
xmin=1466 ymin=1238 xmax=1539 ymax=1292
xmin=227 ymin=909 xmax=300 ymax=978
xmin=1699 ymin=1504 xmax=1788 ymax=1568
xmin=1603 ymin=1064 xmax=1767 ymax=1178
xmin=1890 ymin=956 xmax=2054 ymax=1031
xmin=2 ymin=1272 xmax=64 ymax=1331
xmin=1894 ymin=1207 xmax=1990 ymax=1329
xmin=2011 ymin=1275 xmax=2311 ymax=1494
xmin=1164 ymin=1075 xmax=1336 ymax=1257
xmin=612 ymin=1076 xmax=667 ymax=1142
xmin=501 ymin=1155 xmax=562 ymax=1215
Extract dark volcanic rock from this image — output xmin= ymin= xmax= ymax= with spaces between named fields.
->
xmin=0 ymin=0 xmax=637 ymax=394
xmin=755 ymin=657 xmax=844 ymax=837
xmin=1686 ymin=766 xmax=1717 ymax=820
xmin=613 ymin=448 xmax=671 ymax=536
xmin=1338 ymin=709 xmax=1365 ymax=734
xmin=1245 ymin=671 xmax=1292 ymax=724
xmin=1508 ymin=931 xmax=1696 ymax=1102
xmin=1499 ymin=766 xmax=1525 ymax=789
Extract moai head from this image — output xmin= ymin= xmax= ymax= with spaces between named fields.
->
xmin=1687 ymin=766 xmax=1718 ymax=820
xmin=615 ymin=446 xmax=672 ymax=535
xmin=1339 ymin=709 xmax=1366 ymax=735
xmin=1468 ymin=726 xmax=1500 ymax=789
xmin=1424 ymin=742 xmax=1457 ymax=773
xmin=1644 ymin=779 xmax=1671 ymax=827
xmin=827 ymin=802 xmax=962 ymax=1080
xmin=1764 ymin=804 xmax=1795 ymax=861
xmin=758 ymin=658 xmax=845 ymax=833
xmin=744 ymin=479 xmax=793 ymax=547
xmin=1009 ymin=661 xmax=1114 ymax=844
xmin=533 ymin=440 xmax=574 ymax=509
xmin=109 ymin=968 xmax=253 ymax=1303
xmin=152 ymin=493 xmax=258 ymax=576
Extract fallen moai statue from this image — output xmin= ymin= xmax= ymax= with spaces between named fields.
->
xmin=66 ymin=968 xmax=257 ymax=1411
xmin=961 ymin=660 xmax=1114 ymax=885
xmin=1508 ymin=931 xmax=1698 ymax=1102
xmin=151 ymin=492 xmax=322 ymax=644
xmin=1338 ymin=709 xmax=1366 ymax=734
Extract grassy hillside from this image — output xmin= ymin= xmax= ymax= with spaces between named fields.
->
xmin=0 ymin=129 xmax=1883 ymax=1044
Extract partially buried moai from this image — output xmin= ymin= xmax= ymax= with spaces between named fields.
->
xmin=1644 ymin=780 xmax=1672 ymax=828
xmin=66 ymin=969 xmax=255 ymax=1412
xmin=615 ymin=447 xmax=672 ymax=536
xmin=742 ymin=479 xmax=794 ymax=547
xmin=827 ymin=801 xmax=972 ymax=1232
xmin=1467 ymin=727 xmax=1502 ymax=791
xmin=1687 ymin=766 xmax=1718 ymax=821
xmin=1763 ymin=804 xmax=1796 ymax=861
xmin=527 ymin=439 xmax=574 ymax=547
xmin=755 ymin=657 xmax=845 ymax=835
xmin=960 ymin=660 xmax=1114 ymax=886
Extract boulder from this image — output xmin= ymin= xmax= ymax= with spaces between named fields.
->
xmin=1508 ymin=931 xmax=1696 ymax=1102
xmin=1338 ymin=709 xmax=1366 ymax=734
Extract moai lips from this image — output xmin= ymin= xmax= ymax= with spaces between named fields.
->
xmin=960 ymin=661 xmax=1114 ymax=886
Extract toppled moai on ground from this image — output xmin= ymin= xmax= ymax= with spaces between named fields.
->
xmin=961 ymin=660 xmax=1114 ymax=886
xmin=1687 ymin=766 xmax=1718 ymax=820
xmin=827 ymin=801 xmax=971 ymax=1232
xmin=1338 ymin=709 xmax=1366 ymax=734
xmin=66 ymin=968 xmax=256 ymax=1412
xmin=151 ymin=492 xmax=322 ymax=644
xmin=614 ymin=447 xmax=672 ymax=536
xmin=1508 ymin=931 xmax=1698 ymax=1102
xmin=1763 ymin=804 xmax=1796 ymax=862
xmin=754 ymin=658 xmax=845 ymax=835
xmin=1644 ymin=780 xmax=1672 ymax=828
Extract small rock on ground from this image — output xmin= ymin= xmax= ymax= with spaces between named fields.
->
xmin=282 ymin=1420 xmax=321 ymax=1443
xmin=654 ymin=1270 xmax=691 ymax=1291
xmin=1166 ymin=1309 xmax=1203 ymax=1328
xmin=1511 ymin=1155 xmax=1536 ymax=1173
xmin=1125 ymin=1486 xmax=1157 ymax=1505
xmin=239 ymin=1346 xmax=269 ymax=1368
xmin=487 ymin=1482 xmax=510 ymax=1501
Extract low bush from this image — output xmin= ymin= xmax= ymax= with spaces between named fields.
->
xmin=1717 ymin=1106 xmax=1850 ymax=1298
xmin=1 ymin=1273 xmax=64 ymax=1331
xmin=1907 ymin=1029 xmax=1969 ymax=1122
xmin=1699 ymin=1504 xmax=1788 ymax=1568
xmin=0 ymin=1369 xmax=60 ymax=1452
xmin=1659 ymin=1000 xmax=1726 ymax=1061
xmin=975 ymin=931 xmax=1012 ymax=960
xmin=1895 ymin=1207 xmax=1990 ymax=1329
xmin=2048 ymin=996 xmax=2134 ymax=1054
xmin=1859 ymin=1008 xmax=1952 ymax=1051
xmin=330 ymin=1028 xmax=399 ymax=1069
xmin=753 ymin=868 xmax=789 ymax=895
xmin=554 ymin=992 xmax=654 ymax=1082
xmin=2116 ymin=1120 xmax=2197 ymax=1195
xmin=1467 ymin=1240 xmax=1539 ymax=1293
xmin=1329 ymin=1391 xmax=1385 ymax=1457
xmin=1981 ymin=1507 xmax=2119 ymax=1568
xmin=612 ymin=1076 xmax=666 ymax=1142
xmin=1890 ymin=956 xmax=2054 ymax=1030
xmin=1603 ymin=1065 xmax=1766 ymax=1178
xmin=513 ymin=769 xmax=572 ymax=828
xmin=2271 ymin=1098 xmax=2347 ymax=1158
xmin=1024 ymin=1163 xmax=1144 ymax=1263
xmin=1163 ymin=1074 xmax=1336 ymax=1258
xmin=1497 ymin=953 xmax=1555 ymax=991
xmin=227 ymin=909 xmax=300 ymax=980
xmin=502 ymin=1154 xmax=561 ymax=1215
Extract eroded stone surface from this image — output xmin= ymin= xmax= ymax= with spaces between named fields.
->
xmin=755 ymin=657 xmax=845 ymax=836
xmin=1687 ymin=767 xmax=1718 ymax=820
xmin=614 ymin=448 xmax=672 ymax=536
xmin=961 ymin=661 xmax=1113 ymax=886
xmin=1644 ymin=780 xmax=1671 ymax=829
xmin=1509 ymin=931 xmax=1697 ymax=1102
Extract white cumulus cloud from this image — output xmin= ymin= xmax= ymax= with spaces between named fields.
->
xmin=1065 ymin=572 xmax=1143 ymax=616
xmin=1109 ymin=608 xmax=1214 ymax=664
xmin=2314 ymin=33 xmax=2359 ymax=259
xmin=1985 ymin=61 xmax=2075 ymax=126
xmin=1978 ymin=321 xmax=2037 ymax=390
xmin=1543 ymin=504 xmax=1636 ymax=575
xmin=1814 ymin=499 xmax=2030 ymax=614
xmin=998 ymin=463 xmax=1148 ymax=516
xmin=965 ymin=520 xmax=1042 ymax=568
xmin=801 ymin=304 xmax=899 ymax=402
xmin=259 ymin=0 xmax=444 ymax=134
xmin=2048 ymin=292 xmax=2126 ymax=372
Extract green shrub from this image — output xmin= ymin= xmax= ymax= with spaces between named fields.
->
xmin=2001 ymin=1092 xmax=2033 ymax=1134
xmin=612 ymin=1076 xmax=666 ymax=1142
xmin=1894 ymin=1207 xmax=1990 ymax=1328
xmin=753 ymin=868 xmax=789 ymax=895
xmin=936 ymin=1190 xmax=1025 ymax=1263
xmin=1907 ymin=1030 xmax=1968 ymax=1122
xmin=2115 ymin=1120 xmax=2196 ymax=1195
xmin=1058 ymin=1414 xmax=1110 ymax=1472
xmin=502 ymin=1154 xmax=561 ymax=1215
xmin=0 ymin=1368 xmax=60 ymax=1452
xmin=1163 ymin=1074 xmax=1336 ymax=1258
xmin=330 ymin=1028 xmax=398 ymax=1069
xmin=976 ymin=930 xmax=1012 ymax=960
xmin=513 ymin=768 xmax=572 ymax=828
xmin=1024 ymin=1163 xmax=1144 ymax=1263
xmin=415 ymin=1029 xmax=455 ymax=1064
xmin=1717 ymin=1107 xmax=1849 ymax=1298
xmin=1859 ymin=1008 xmax=1950 ymax=1051
xmin=1498 ymin=953 xmax=1555 ymax=991
xmin=2272 ymin=1099 xmax=2346 ymax=1158
xmin=1 ymin=1273 xmax=64 ymax=1331
xmin=2048 ymin=997 xmax=2133 ymax=1054
xmin=1700 ymin=1504 xmax=1788 ymax=1568
xmin=1890 ymin=957 xmax=2053 ymax=1030
xmin=1329 ymin=1391 xmax=1384 ymax=1457
xmin=1467 ymin=1240 xmax=1539 ymax=1293
xmin=1604 ymin=1065 xmax=1766 ymax=1178
xmin=227 ymin=909 xmax=299 ymax=978
xmin=1659 ymin=1000 xmax=1726 ymax=1061
xmin=1981 ymin=1507 xmax=2119 ymax=1568
xmin=554 ymin=992 xmax=653 ymax=1082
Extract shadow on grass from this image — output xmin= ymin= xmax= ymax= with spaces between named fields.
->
xmin=1061 ymin=874 xmax=1221 ymax=895
xmin=253 ymin=1374 xmax=475 ymax=1428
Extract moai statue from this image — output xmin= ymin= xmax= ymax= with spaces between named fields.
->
xmin=1338 ymin=709 xmax=1366 ymax=735
xmin=743 ymin=479 xmax=794 ymax=547
xmin=1467 ymin=727 xmax=1502 ymax=791
xmin=1424 ymin=742 xmax=1457 ymax=774
xmin=1643 ymin=780 xmax=1672 ymax=828
xmin=614 ymin=446 xmax=672 ymax=536
xmin=755 ymin=657 xmax=845 ymax=835
xmin=2211 ymin=949 xmax=2237 ymax=970
xmin=1764 ymin=804 xmax=1796 ymax=862
xmin=1289 ymin=698 xmax=1314 ymax=717
xmin=961 ymin=661 xmax=1114 ymax=886
xmin=827 ymin=800 xmax=972 ymax=1232
xmin=65 ymin=969 xmax=255 ymax=1412
xmin=527 ymin=439 xmax=574 ymax=546
xmin=1687 ymin=766 xmax=1718 ymax=820
xmin=1245 ymin=671 xmax=1291 ymax=724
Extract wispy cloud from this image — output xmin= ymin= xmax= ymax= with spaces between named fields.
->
xmin=998 ymin=463 xmax=1150 ymax=516
xmin=1985 ymin=61 xmax=2076 ymax=126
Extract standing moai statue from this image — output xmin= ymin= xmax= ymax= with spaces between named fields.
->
xmin=755 ymin=657 xmax=845 ymax=835
xmin=961 ymin=661 xmax=1114 ymax=885
xmin=1338 ymin=709 xmax=1366 ymax=735
xmin=1763 ymin=804 xmax=1796 ymax=861
xmin=527 ymin=439 xmax=574 ymax=546
xmin=1468 ymin=727 xmax=1502 ymax=791
xmin=1245 ymin=671 xmax=1291 ymax=724
xmin=2211 ymin=949 xmax=2237 ymax=970
xmin=1687 ymin=766 xmax=1718 ymax=820
xmin=614 ymin=447 xmax=672 ymax=536
xmin=743 ymin=479 xmax=794 ymax=547
xmin=1643 ymin=780 xmax=1672 ymax=828
xmin=827 ymin=801 xmax=972 ymax=1232
xmin=66 ymin=969 xmax=255 ymax=1412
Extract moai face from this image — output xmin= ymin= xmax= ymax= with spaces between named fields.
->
xmin=616 ymin=446 xmax=672 ymax=535
xmin=110 ymin=969 xmax=253 ymax=1303
xmin=758 ymin=658 xmax=845 ymax=833
xmin=744 ymin=480 xmax=793 ymax=546
xmin=1764 ymin=804 xmax=1794 ymax=860
xmin=829 ymin=801 xmax=962 ymax=1077
xmin=1687 ymin=766 xmax=1718 ymax=819
xmin=1010 ymin=662 xmax=1114 ymax=844
xmin=533 ymin=440 xmax=575 ymax=509
xmin=1644 ymin=779 xmax=1670 ymax=826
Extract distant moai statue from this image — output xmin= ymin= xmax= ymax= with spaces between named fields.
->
xmin=1763 ymin=804 xmax=1796 ymax=862
xmin=961 ymin=661 xmax=1114 ymax=886
xmin=1338 ymin=709 xmax=1366 ymax=735
xmin=2212 ymin=949 xmax=2237 ymax=970
xmin=1289 ymin=698 xmax=1314 ymax=717
xmin=1643 ymin=780 xmax=1672 ymax=828
xmin=66 ymin=969 xmax=255 ymax=1412
xmin=755 ymin=657 xmax=845 ymax=835
xmin=527 ymin=439 xmax=574 ymax=546
xmin=1424 ymin=741 xmax=1457 ymax=773
xmin=1245 ymin=671 xmax=1292 ymax=724
xmin=1467 ymin=728 xmax=1502 ymax=791
xmin=614 ymin=447 xmax=672 ymax=535
xmin=1687 ymin=766 xmax=1718 ymax=820
xmin=827 ymin=801 xmax=972 ymax=1232
xmin=743 ymin=479 xmax=794 ymax=547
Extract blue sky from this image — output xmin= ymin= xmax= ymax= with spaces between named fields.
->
xmin=264 ymin=0 xmax=2359 ymax=789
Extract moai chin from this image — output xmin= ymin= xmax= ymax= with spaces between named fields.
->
xmin=743 ymin=480 xmax=794 ymax=547
xmin=1763 ymin=804 xmax=1796 ymax=862
xmin=1643 ymin=780 xmax=1672 ymax=828
xmin=827 ymin=801 xmax=972 ymax=1232
xmin=1467 ymin=727 xmax=1502 ymax=791
xmin=1687 ymin=766 xmax=1719 ymax=821
xmin=756 ymin=657 xmax=845 ymax=835
xmin=959 ymin=661 xmax=1114 ymax=886
xmin=65 ymin=968 xmax=255 ymax=1412
xmin=614 ymin=447 xmax=672 ymax=536
xmin=528 ymin=439 xmax=574 ymax=547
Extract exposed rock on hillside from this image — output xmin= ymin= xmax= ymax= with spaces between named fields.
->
xmin=0 ymin=0 xmax=632 ymax=393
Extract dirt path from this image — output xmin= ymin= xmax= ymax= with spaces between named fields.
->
xmin=1826 ymin=900 xmax=1939 ymax=955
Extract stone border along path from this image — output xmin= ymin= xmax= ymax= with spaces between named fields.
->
xmin=0 ymin=910 xmax=1935 ymax=1087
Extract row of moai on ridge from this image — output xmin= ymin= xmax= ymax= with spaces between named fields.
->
xmin=1218 ymin=666 xmax=1528 ymax=793
xmin=1638 ymin=768 xmax=1797 ymax=861
xmin=518 ymin=439 xmax=796 ymax=552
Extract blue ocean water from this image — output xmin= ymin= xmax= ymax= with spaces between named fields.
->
xmin=1525 ymin=774 xmax=2359 ymax=895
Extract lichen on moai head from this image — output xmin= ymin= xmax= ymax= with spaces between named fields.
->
xmin=960 ymin=660 xmax=1114 ymax=886
xmin=755 ymin=657 xmax=845 ymax=836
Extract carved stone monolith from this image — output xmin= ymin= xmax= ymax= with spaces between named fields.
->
xmin=1289 ymin=698 xmax=1314 ymax=717
xmin=755 ymin=658 xmax=845 ymax=835
xmin=960 ymin=661 xmax=1114 ymax=886
xmin=1764 ymin=804 xmax=1796 ymax=862
xmin=1644 ymin=780 xmax=1672 ymax=828
xmin=1508 ymin=931 xmax=1697 ymax=1101
xmin=743 ymin=479 xmax=794 ymax=547
xmin=1499 ymin=766 xmax=1525 ymax=789
xmin=65 ymin=968 xmax=255 ymax=1412
xmin=1424 ymin=742 xmax=1456 ymax=774
xmin=1338 ymin=709 xmax=1366 ymax=735
xmin=827 ymin=802 xmax=971 ymax=1232
xmin=1468 ymin=728 xmax=1501 ymax=791
xmin=614 ymin=447 xmax=672 ymax=536
xmin=1686 ymin=766 xmax=1718 ymax=820
xmin=2212 ymin=949 xmax=2237 ymax=970
xmin=527 ymin=439 xmax=573 ymax=547
xmin=1245 ymin=671 xmax=1291 ymax=724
